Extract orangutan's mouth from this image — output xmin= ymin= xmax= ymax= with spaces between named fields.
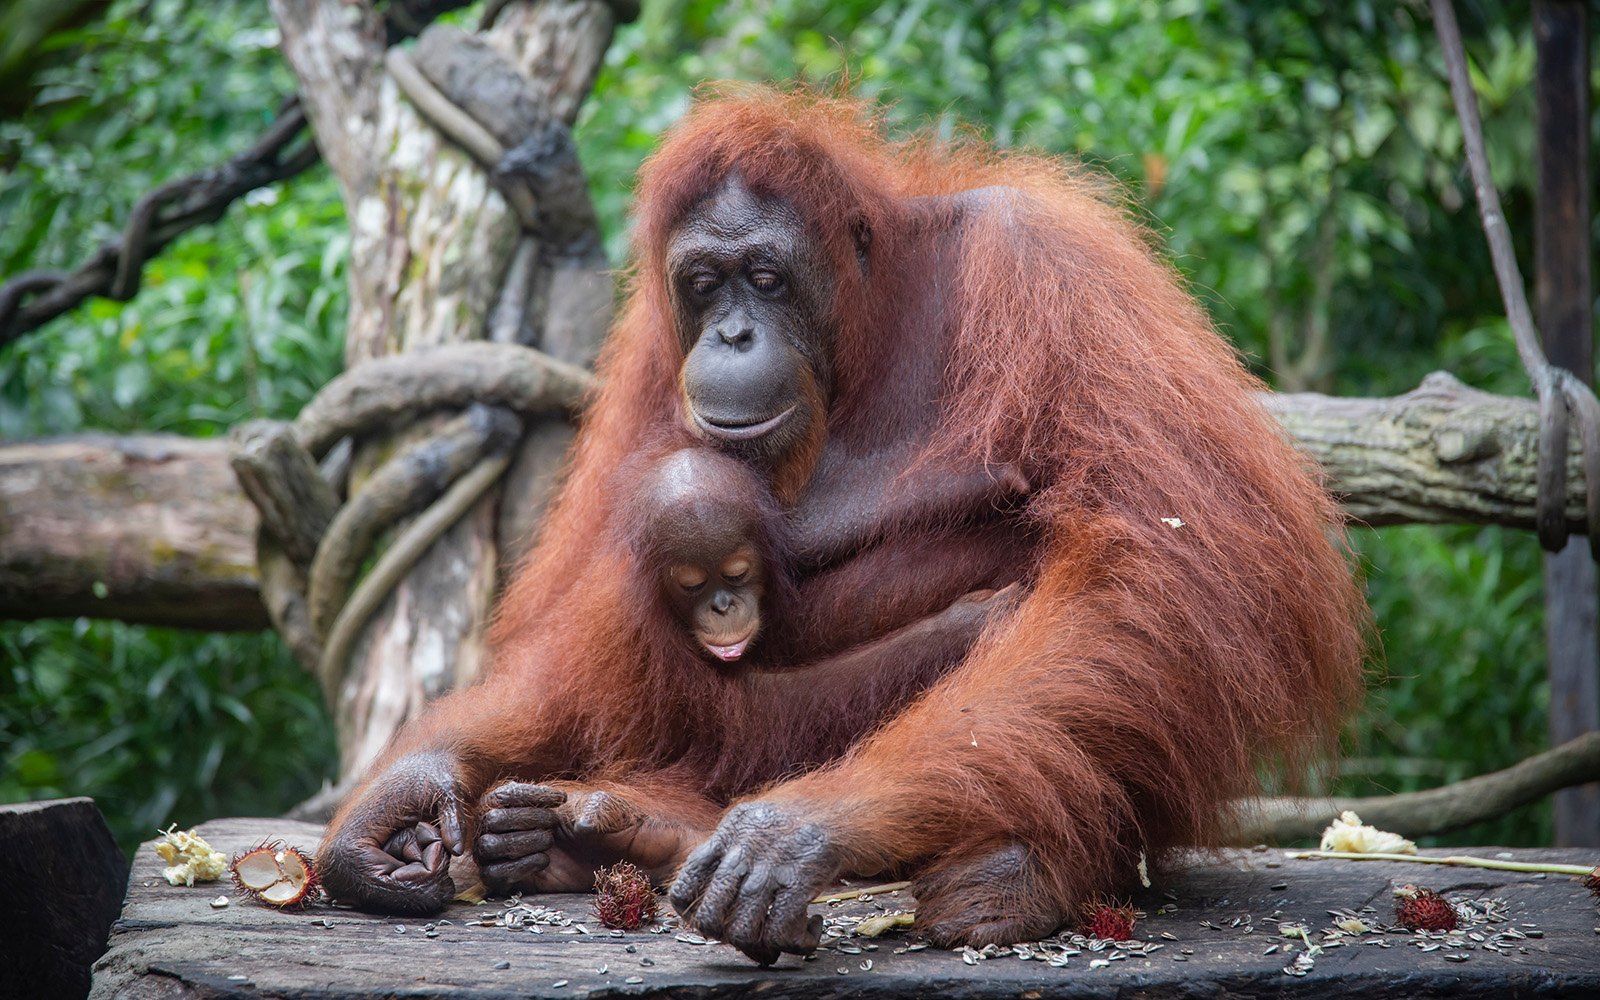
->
xmin=690 ymin=405 xmax=794 ymax=441
xmin=699 ymin=628 xmax=757 ymax=662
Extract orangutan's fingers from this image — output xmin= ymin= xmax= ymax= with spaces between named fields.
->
xmin=477 ymin=828 xmax=555 ymax=862
xmin=484 ymin=782 xmax=567 ymax=810
xmin=480 ymin=806 xmax=558 ymax=834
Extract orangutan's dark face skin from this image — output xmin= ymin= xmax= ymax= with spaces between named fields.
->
xmin=668 ymin=178 xmax=834 ymax=466
xmin=662 ymin=543 xmax=766 ymax=662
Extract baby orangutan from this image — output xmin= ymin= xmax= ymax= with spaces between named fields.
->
xmin=469 ymin=447 xmax=1030 ymax=895
xmin=633 ymin=446 xmax=1031 ymax=664
xmin=631 ymin=448 xmax=789 ymax=663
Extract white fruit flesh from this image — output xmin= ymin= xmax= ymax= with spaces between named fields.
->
xmin=234 ymin=849 xmax=283 ymax=891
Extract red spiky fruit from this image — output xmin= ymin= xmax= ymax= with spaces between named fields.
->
xmin=593 ymin=861 xmax=659 ymax=930
xmin=1081 ymin=896 xmax=1138 ymax=941
xmin=231 ymin=840 xmax=321 ymax=908
xmin=1393 ymin=884 xmax=1457 ymax=931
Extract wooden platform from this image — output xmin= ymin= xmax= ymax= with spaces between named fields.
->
xmin=93 ymin=818 xmax=1600 ymax=999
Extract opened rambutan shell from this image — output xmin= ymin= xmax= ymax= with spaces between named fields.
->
xmin=230 ymin=840 xmax=320 ymax=908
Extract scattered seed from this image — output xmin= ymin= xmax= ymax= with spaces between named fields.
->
xmin=597 ymin=964 xmax=608 ymax=975
xmin=639 ymin=957 xmax=654 ymax=966
xmin=625 ymin=976 xmax=643 ymax=984
xmin=1172 ymin=954 xmax=1188 ymax=962
xmin=625 ymin=944 xmax=637 ymax=953
xmin=1160 ymin=931 xmax=1178 ymax=941
xmin=1270 ymin=883 xmax=1288 ymax=891
xmin=1264 ymin=944 xmax=1279 ymax=955
xmin=837 ymin=966 xmax=850 ymax=975
xmin=492 ymin=961 xmax=510 ymax=970
xmin=1089 ymin=959 xmax=1110 ymax=969
xmin=210 ymin=896 xmax=229 ymax=908
xmin=552 ymin=980 xmax=568 ymax=988
xmin=860 ymin=960 xmax=873 ymax=971
xmin=1524 ymin=930 xmax=1544 ymax=938
xmin=1445 ymin=953 xmax=1469 ymax=962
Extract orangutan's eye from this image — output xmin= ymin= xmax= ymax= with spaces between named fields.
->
xmin=672 ymin=565 xmax=708 ymax=591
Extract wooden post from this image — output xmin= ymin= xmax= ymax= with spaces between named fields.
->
xmin=1534 ymin=0 xmax=1599 ymax=846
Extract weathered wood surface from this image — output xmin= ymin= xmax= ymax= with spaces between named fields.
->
xmin=2 ymin=798 xmax=129 ymax=1000
xmin=94 ymin=818 xmax=1600 ymax=999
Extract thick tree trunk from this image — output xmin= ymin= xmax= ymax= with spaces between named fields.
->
xmin=1532 ymin=0 xmax=1599 ymax=847
xmin=266 ymin=0 xmax=617 ymax=781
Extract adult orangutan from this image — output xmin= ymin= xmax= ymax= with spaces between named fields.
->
xmin=317 ymin=89 xmax=1366 ymax=963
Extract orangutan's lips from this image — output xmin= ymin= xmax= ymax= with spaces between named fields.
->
xmin=690 ymin=405 xmax=795 ymax=441
xmin=703 ymin=635 xmax=753 ymax=661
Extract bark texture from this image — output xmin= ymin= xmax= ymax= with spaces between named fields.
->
xmin=1267 ymin=371 xmax=1588 ymax=531
xmin=0 ymin=435 xmax=264 ymax=629
xmin=266 ymin=0 xmax=616 ymax=780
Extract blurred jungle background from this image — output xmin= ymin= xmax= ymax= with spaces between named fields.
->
xmin=0 ymin=0 xmax=1580 ymax=852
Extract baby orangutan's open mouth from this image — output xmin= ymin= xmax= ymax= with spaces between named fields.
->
xmin=698 ymin=626 xmax=757 ymax=662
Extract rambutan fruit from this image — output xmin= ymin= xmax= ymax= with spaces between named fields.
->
xmin=1392 ymin=884 xmax=1457 ymax=931
xmin=231 ymin=840 xmax=321 ymax=908
xmin=1080 ymin=896 xmax=1138 ymax=941
xmin=592 ymin=861 xmax=658 ymax=930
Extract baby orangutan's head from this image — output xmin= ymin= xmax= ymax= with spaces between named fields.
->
xmin=634 ymin=448 xmax=781 ymax=662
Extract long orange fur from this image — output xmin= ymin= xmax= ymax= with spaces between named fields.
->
xmin=322 ymin=86 xmax=1367 ymax=942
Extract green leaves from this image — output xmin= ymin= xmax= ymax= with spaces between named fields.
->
xmin=0 ymin=620 xmax=334 ymax=854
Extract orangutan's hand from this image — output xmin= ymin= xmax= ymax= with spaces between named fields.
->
xmin=668 ymin=801 xmax=837 ymax=965
xmin=318 ymin=752 xmax=468 ymax=914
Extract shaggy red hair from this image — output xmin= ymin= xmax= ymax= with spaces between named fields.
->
xmin=324 ymin=86 xmax=1367 ymax=942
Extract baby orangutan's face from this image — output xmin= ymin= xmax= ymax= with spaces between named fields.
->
xmin=665 ymin=545 xmax=764 ymax=662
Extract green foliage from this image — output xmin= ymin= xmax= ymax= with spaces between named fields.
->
xmin=0 ymin=0 xmax=344 ymax=850
xmin=0 ymin=0 xmax=348 ymax=438
xmin=1349 ymin=524 xmax=1550 ymax=846
xmin=0 ymin=0 xmax=1574 ymax=848
xmin=0 ymin=620 xmax=334 ymax=855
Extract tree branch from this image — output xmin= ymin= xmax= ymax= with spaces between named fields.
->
xmin=1227 ymin=730 xmax=1600 ymax=843
xmin=291 ymin=342 xmax=593 ymax=458
xmin=0 ymin=100 xmax=318 ymax=348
